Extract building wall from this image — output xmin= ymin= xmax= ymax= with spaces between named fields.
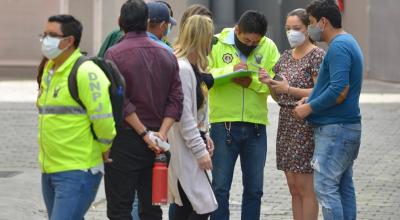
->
xmin=0 ymin=0 xmax=60 ymax=79
xmin=69 ymin=0 xmax=95 ymax=55
xmin=0 ymin=0 xmax=399 ymax=82
xmin=342 ymin=0 xmax=370 ymax=78
xmin=369 ymin=0 xmax=400 ymax=82
xmin=101 ymin=0 xmax=126 ymax=45
xmin=0 ymin=0 xmax=127 ymax=79
xmin=341 ymin=0 xmax=400 ymax=82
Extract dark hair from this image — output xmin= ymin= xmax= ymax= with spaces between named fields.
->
xmin=37 ymin=57 xmax=48 ymax=89
xmin=306 ymin=0 xmax=342 ymax=28
xmin=156 ymin=0 xmax=173 ymax=17
xmin=237 ymin=10 xmax=267 ymax=36
xmin=119 ymin=0 xmax=148 ymax=33
xmin=48 ymin=14 xmax=82 ymax=48
xmin=288 ymin=8 xmax=310 ymax=27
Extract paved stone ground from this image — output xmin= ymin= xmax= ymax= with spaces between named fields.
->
xmin=0 ymin=79 xmax=399 ymax=220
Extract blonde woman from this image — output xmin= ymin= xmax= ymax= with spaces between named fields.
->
xmin=168 ymin=15 xmax=217 ymax=220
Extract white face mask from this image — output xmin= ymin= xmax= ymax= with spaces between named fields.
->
xmin=286 ymin=30 xmax=306 ymax=48
xmin=163 ymin=23 xmax=171 ymax=37
xmin=41 ymin=36 xmax=67 ymax=59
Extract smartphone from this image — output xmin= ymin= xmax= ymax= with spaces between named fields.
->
xmin=273 ymin=75 xmax=283 ymax=81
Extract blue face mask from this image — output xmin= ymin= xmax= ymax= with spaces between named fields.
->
xmin=308 ymin=21 xmax=324 ymax=42
xmin=163 ymin=23 xmax=171 ymax=37
xmin=41 ymin=36 xmax=67 ymax=59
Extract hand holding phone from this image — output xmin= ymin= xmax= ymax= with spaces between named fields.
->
xmin=273 ymin=75 xmax=283 ymax=81
xmin=258 ymin=68 xmax=271 ymax=84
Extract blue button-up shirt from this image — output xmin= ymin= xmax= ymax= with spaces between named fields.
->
xmin=147 ymin=32 xmax=174 ymax=53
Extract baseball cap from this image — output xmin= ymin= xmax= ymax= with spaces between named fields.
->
xmin=147 ymin=2 xmax=176 ymax=25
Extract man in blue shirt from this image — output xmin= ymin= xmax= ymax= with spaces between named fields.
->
xmin=147 ymin=1 xmax=175 ymax=53
xmin=294 ymin=1 xmax=364 ymax=219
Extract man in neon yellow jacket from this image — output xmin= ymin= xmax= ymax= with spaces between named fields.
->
xmin=37 ymin=15 xmax=116 ymax=219
xmin=208 ymin=11 xmax=280 ymax=220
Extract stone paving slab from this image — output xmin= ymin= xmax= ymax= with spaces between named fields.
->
xmin=1 ymin=79 xmax=400 ymax=219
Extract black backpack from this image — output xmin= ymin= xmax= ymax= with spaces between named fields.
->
xmin=68 ymin=56 xmax=126 ymax=129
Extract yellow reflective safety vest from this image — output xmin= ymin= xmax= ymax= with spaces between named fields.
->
xmin=208 ymin=28 xmax=280 ymax=125
xmin=37 ymin=49 xmax=116 ymax=174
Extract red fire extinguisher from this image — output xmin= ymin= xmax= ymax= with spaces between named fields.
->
xmin=337 ymin=0 xmax=344 ymax=12
xmin=152 ymin=153 xmax=168 ymax=205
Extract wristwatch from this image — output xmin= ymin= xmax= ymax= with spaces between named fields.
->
xmin=139 ymin=128 xmax=149 ymax=138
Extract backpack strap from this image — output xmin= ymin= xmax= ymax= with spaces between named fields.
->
xmin=68 ymin=56 xmax=91 ymax=108
xmin=68 ymin=56 xmax=99 ymax=139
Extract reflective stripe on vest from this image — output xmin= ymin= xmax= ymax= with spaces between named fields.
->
xmin=38 ymin=106 xmax=87 ymax=115
xmin=97 ymin=138 xmax=113 ymax=144
xmin=90 ymin=113 xmax=113 ymax=120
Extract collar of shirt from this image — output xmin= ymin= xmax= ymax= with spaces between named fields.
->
xmin=45 ymin=48 xmax=81 ymax=75
xmin=125 ymin=31 xmax=148 ymax=39
xmin=147 ymin=32 xmax=174 ymax=53
xmin=224 ymin=29 xmax=247 ymax=62
xmin=147 ymin=32 xmax=160 ymax=41
xmin=224 ymin=29 xmax=236 ymax=45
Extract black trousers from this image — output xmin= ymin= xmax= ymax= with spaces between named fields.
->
xmin=173 ymin=181 xmax=210 ymax=220
xmin=105 ymin=164 xmax=162 ymax=220
xmin=105 ymin=127 xmax=161 ymax=220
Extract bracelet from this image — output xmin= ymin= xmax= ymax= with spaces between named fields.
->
xmin=139 ymin=128 xmax=149 ymax=138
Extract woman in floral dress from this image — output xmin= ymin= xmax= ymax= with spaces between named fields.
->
xmin=259 ymin=8 xmax=325 ymax=220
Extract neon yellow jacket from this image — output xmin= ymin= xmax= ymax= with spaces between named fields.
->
xmin=38 ymin=49 xmax=116 ymax=174
xmin=208 ymin=28 xmax=280 ymax=125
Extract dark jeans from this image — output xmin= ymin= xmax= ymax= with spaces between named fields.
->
xmin=210 ymin=122 xmax=267 ymax=220
xmin=173 ymin=181 xmax=210 ymax=220
xmin=105 ymin=164 xmax=162 ymax=220
xmin=105 ymin=128 xmax=161 ymax=220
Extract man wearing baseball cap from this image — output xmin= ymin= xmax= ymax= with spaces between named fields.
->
xmin=147 ymin=1 xmax=176 ymax=53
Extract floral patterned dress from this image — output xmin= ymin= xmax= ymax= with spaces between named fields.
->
xmin=273 ymin=47 xmax=325 ymax=173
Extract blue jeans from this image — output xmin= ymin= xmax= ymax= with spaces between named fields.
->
xmin=41 ymin=170 xmax=102 ymax=220
xmin=131 ymin=196 xmax=175 ymax=220
xmin=210 ymin=122 xmax=267 ymax=220
xmin=312 ymin=123 xmax=361 ymax=220
xmin=131 ymin=191 xmax=140 ymax=220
